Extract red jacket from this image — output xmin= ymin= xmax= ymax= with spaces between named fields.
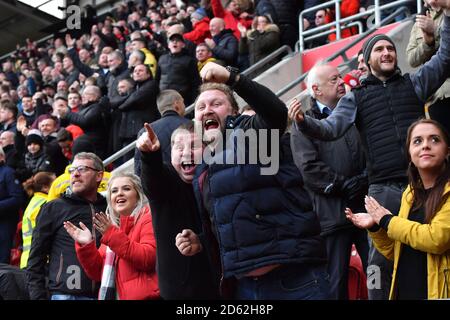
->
xmin=184 ymin=17 xmax=211 ymax=44
xmin=326 ymin=0 xmax=360 ymax=41
xmin=75 ymin=205 xmax=159 ymax=300
xmin=211 ymin=0 xmax=252 ymax=40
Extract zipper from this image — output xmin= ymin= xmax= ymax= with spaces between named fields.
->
xmin=55 ymin=253 xmax=63 ymax=284
xmin=89 ymin=203 xmax=97 ymax=294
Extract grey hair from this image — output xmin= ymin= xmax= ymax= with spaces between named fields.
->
xmin=157 ymin=89 xmax=183 ymax=115
xmin=306 ymin=60 xmax=327 ymax=99
xmin=73 ymin=152 xmax=104 ymax=171
xmin=105 ymin=172 xmax=149 ymax=226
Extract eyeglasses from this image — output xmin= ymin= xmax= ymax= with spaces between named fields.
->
xmin=68 ymin=165 xmax=100 ymax=174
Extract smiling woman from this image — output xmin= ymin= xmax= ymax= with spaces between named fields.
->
xmin=347 ymin=119 xmax=450 ymax=299
xmin=64 ymin=172 xmax=159 ymax=300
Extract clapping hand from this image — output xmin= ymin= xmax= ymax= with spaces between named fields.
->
xmin=64 ymin=221 xmax=93 ymax=245
xmin=288 ymin=98 xmax=305 ymax=123
xmin=93 ymin=211 xmax=112 ymax=235
xmin=364 ymin=196 xmax=392 ymax=224
xmin=345 ymin=207 xmax=376 ymax=229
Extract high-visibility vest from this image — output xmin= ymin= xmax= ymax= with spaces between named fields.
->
xmin=20 ymin=192 xmax=48 ymax=269
xmin=47 ymin=166 xmax=111 ymax=201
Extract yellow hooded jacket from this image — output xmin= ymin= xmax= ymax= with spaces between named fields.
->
xmin=369 ymin=183 xmax=450 ymax=299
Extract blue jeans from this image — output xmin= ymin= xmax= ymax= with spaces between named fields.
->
xmin=51 ymin=294 xmax=94 ymax=300
xmin=235 ymin=264 xmax=330 ymax=300
xmin=367 ymin=182 xmax=406 ymax=300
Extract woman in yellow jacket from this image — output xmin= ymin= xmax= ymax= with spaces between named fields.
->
xmin=347 ymin=119 xmax=450 ymax=299
xmin=20 ymin=172 xmax=56 ymax=268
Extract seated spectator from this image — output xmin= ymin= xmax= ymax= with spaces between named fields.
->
xmin=205 ymin=17 xmax=239 ymax=66
xmin=64 ymin=172 xmax=160 ymax=300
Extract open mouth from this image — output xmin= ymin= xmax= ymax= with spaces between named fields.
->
xmin=116 ymin=199 xmax=126 ymax=204
xmin=204 ymin=119 xmax=219 ymax=130
xmin=181 ymin=160 xmax=197 ymax=174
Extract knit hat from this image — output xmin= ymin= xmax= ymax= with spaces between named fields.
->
xmin=362 ymin=34 xmax=396 ymax=68
xmin=191 ymin=8 xmax=206 ymax=21
xmin=26 ymin=129 xmax=44 ymax=147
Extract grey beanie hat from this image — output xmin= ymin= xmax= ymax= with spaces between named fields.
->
xmin=362 ymin=34 xmax=396 ymax=68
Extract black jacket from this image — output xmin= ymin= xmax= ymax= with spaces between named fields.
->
xmin=26 ymin=192 xmax=106 ymax=299
xmin=117 ymin=78 xmax=160 ymax=140
xmin=140 ymin=149 xmax=220 ymax=299
xmin=291 ymin=101 xmax=367 ymax=235
xmin=212 ymin=29 xmax=238 ymax=67
xmin=157 ymin=50 xmax=200 ymax=105
xmin=134 ymin=110 xmax=191 ymax=176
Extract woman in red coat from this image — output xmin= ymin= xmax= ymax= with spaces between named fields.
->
xmin=64 ymin=172 xmax=159 ymax=300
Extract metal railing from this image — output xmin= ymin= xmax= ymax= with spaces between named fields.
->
xmin=304 ymin=20 xmax=363 ymax=45
xmin=298 ymin=0 xmax=420 ymax=52
xmin=103 ymin=45 xmax=293 ymax=166
xmin=278 ymin=5 xmax=410 ymax=98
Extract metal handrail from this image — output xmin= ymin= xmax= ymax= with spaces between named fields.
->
xmin=298 ymin=0 xmax=417 ymax=52
xmin=304 ymin=21 xmax=363 ymax=44
xmin=183 ymin=45 xmax=292 ymax=115
xmin=103 ymin=45 xmax=293 ymax=166
xmin=277 ymin=5 xmax=410 ymax=98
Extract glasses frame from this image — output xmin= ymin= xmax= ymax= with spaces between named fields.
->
xmin=68 ymin=165 xmax=101 ymax=174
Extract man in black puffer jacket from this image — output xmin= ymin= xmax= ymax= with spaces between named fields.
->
xmin=175 ymin=62 xmax=329 ymax=300
xmin=27 ymin=152 xmax=106 ymax=300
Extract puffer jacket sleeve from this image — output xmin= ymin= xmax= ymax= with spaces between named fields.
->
xmin=101 ymin=210 xmax=156 ymax=272
xmin=75 ymin=240 xmax=105 ymax=282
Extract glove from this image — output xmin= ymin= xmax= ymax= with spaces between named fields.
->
xmin=342 ymin=172 xmax=368 ymax=202
xmin=99 ymin=96 xmax=110 ymax=108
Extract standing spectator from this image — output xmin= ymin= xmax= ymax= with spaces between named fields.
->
xmin=0 ymin=131 xmax=21 ymax=170
xmin=196 ymin=43 xmax=220 ymax=72
xmin=290 ymin=63 xmax=369 ymax=299
xmin=183 ymin=8 xmax=212 ymax=45
xmin=62 ymin=56 xmax=80 ymax=86
xmin=238 ymin=15 xmax=280 ymax=68
xmin=64 ymin=172 xmax=159 ymax=300
xmin=210 ymin=0 xmax=253 ymax=40
xmin=176 ymin=62 xmax=329 ymax=300
xmin=137 ymin=122 xmax=221 ymax=299
xmin=117 ymin=64 xmax=159 ymax=155
xmin=289 ymin=7 xmax=450 ymax=299
xmin=0 ymin=146 xmax=24 ymax=264
xmin=20 ymin=171 xmax=56 ymax=269
xmin=157 ymin=32 xmax=201 ymax=105
xmin=0 ymin=101 xmax=18 ymax=134
xmin=57 ymin=86 xmax=108 ymax=159
xmin=134 ymin=89 xmax=191 ymax=176
xmin=347 ymin=119 xmax=450 ymax=299
xmin=27 ymin=152 xmax=107 ymax=300
xmin=205 ymin=18 xmax=239 ymax=66
xmin=407 ymin=0 xmax=450 ymax=133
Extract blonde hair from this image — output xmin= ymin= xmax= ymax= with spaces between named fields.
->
xmin=105 ymin=172 xmax=149 ymax=226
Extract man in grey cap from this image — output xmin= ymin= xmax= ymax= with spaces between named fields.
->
xmin=289 ymin=3 xmax=450 ymax=300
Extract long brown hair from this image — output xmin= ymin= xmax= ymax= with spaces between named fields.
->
xmin=406 ymin=119 xmax=450 ymax=223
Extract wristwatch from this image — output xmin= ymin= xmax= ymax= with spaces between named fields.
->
xmin=225 ymin=66 xmax=240 ymax=87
